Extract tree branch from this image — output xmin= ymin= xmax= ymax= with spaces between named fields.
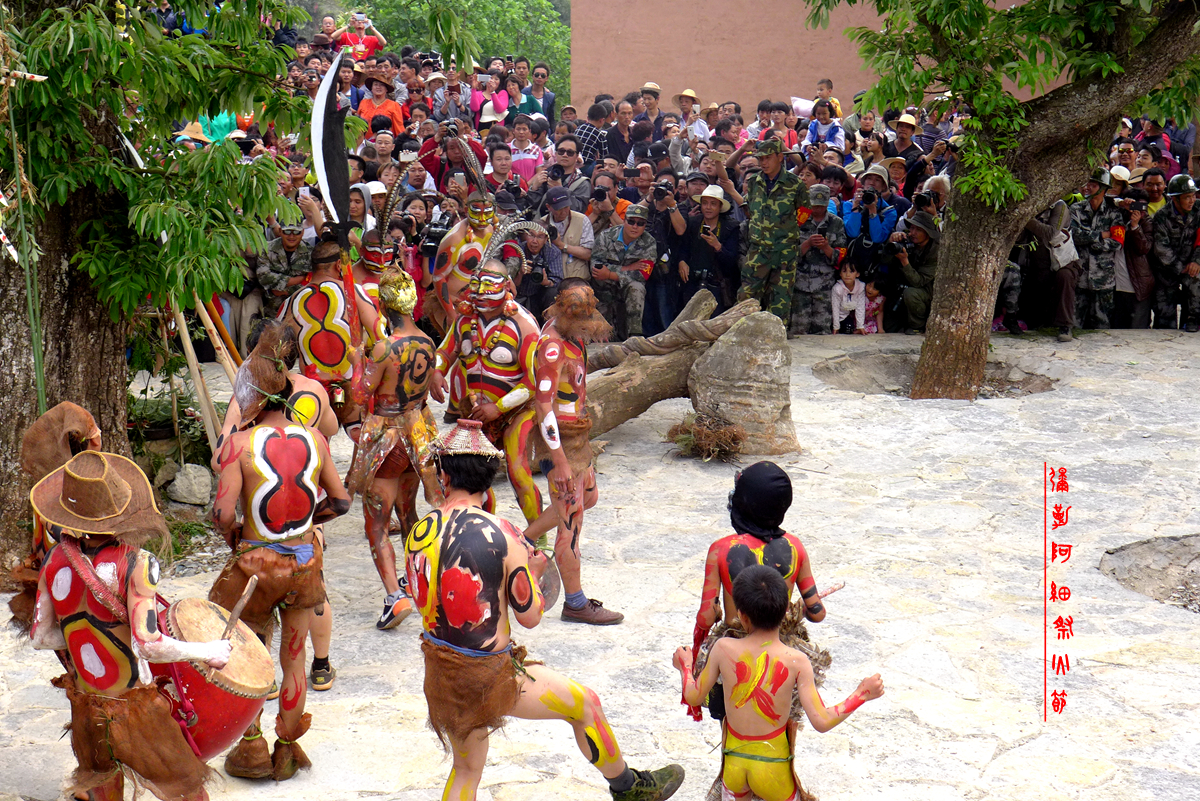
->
xmin=1018 ymin=2 xmax=1200 ymax=157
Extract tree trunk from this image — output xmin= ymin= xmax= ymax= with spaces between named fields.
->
xmin=0 ymin=199 xmax=129 ymax=569
xmin=911 ymin=191 xmax=1027 ymax=399
xmin=586 ymin=345 xmax=707 ymax=437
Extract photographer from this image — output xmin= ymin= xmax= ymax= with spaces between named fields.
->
xmin=484 ymin=143 xmax=529 ymax=210
xmin=416 ymin=119 xmax=487 ymax=192
xmin=586 ymin=170 xmax=630 ymax=236
xmin=887 ymin=211 xmax=941 ymax=333
xmin=843 ymin=164 xmax=898 ymax=269
xmin=640 ymin=171 xmax=688 ymax=335
xmin=676 ymin=185 xmax=741 ymax=311
xmin=515 ymin=223 xmax=564 ymax=320
xmin=540 ymin=186 xmax=594 ymax=280
xmin=527 ymin=134 xmax=590 ymax=213
xmin=430 ymin=63 xmax=474 ymax=127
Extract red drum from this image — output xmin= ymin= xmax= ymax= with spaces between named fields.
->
xmin=150 ymin=598 xmax=274 ymax=760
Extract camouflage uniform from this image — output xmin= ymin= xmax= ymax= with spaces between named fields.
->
xmin=1069 ymin=197 xmax=1124 ymax=329
xmin=738 ymin=140 xmax=810 ymax=322
xmin=1150 ymin=200 xmax=1200 ymax=329
xmin=590 ymin=225 xmax=657 ymax=340
xmin=258 ymin=238 xmax=313 ymax=318
xmin=790 ymin=209 xmax=847 ymax=335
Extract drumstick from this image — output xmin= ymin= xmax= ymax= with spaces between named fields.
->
xmin=819 ymin=581 xmax=845 ymax=599
xmin=207 ymin=575 xmax=258 ymax=680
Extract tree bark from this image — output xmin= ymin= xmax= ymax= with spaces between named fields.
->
xmin=0 ymin=191 xmax=128 ymax=568
xmin=586 ymin=346 xmax=707 ymax=438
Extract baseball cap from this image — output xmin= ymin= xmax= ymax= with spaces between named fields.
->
xmin=625 ymin=203 xmax=649 ymax=221
xmin=648 ymin=142 xmax=669 ymax=161
xmin=493 ymin=190 xmax=518 ymax=212
xmin=808 ymin=184 xmax=831 ymax=208
xmin=685 ymin=171 xmax=709 ymax=185
xmin=367 ymin=180 xmax=388 ymax=196
xmin=546 ymin=186 xmax=571 ymax=210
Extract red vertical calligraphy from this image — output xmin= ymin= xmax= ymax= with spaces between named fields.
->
xmin=1047 ymin=466 xmax=1074 ymax=718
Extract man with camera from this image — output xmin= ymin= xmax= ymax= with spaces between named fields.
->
xmin=887 ymin=210 xmax=941 ymax=333
xmin=589 ymin=204 xmax=658 ymax=340
xmin=843 ymin=164 xmax=899 ymax=271
xmin=791 ymin=184 xmax=848 ymax=335
xmin=528 ymin=134 xmax=590 ymax=214
xmin=431 ymin=63 xmax=473 ymax=127
xmin=586 ymin=171 xmax=630 ymax=237
xmin=541 ymin=186 xmax=595 ymax=280
xmin=484 ymin=143 xmax=529 ymax=208
xmin=676 ymin=185 xmax=741 ymax=311
xmin=642 ymin=173 xmax=688 ymax=335
xmin=515 ymin=222 xmax=564 ymax=320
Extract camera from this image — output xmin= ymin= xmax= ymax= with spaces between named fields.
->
xmin=1130 ymin=200 xmax=1148 ymax=212
xmin=397 ymin=213 xmax=417 ymax=234
xmin=421 ymin=219 xmax=452 ymax=259
xmin=527 ymin=254 xmax=546 ymax=284
xmin=503 ymin=178 xmax=523 ymax=199
xmin=860 ymin=189 xmax=878 ymax=207
xmin=913 ymin=192 xmax=933 ymax=209
xmin=592 ymin=187 xmax=609 ymax=203
xmin=547 ymin=163 xmax=565 ymax=182
xmin=445 ymin=120 xmax=459 ymax=138
xmin=882 ymin=241 xmax=906 ymax=257
xmin=653 ymin=180 xmax=674 ymax=201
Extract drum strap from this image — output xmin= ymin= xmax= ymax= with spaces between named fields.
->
xmin=164 ymin=659 xmax=204 ymax=759
xmin=60 ymin=539 xmax=129 ymax=623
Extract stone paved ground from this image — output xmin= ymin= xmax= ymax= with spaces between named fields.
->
xmin=3 ymin=331 xmax=1200 ymax=801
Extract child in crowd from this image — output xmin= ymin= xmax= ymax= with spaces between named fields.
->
xmin=816 ymin=78 xmax=843 ymax=118
xmin=675 ymin=566 xmax=884 ymax=801
xmin=832 ymin=261 xmax=867 ymax=334
xmin=863 ymin=274 xmax=885 ymax=333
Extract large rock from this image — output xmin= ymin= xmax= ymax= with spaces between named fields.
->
xmin=167 ymin=463 xmax=212 ymax=505
xmin=688 ymin=312 xmax=799 ymax=455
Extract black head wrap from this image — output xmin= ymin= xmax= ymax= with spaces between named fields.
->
xmin=728 ymin=461 xmax=793 ymax=542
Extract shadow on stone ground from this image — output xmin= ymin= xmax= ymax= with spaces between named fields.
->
xmin=4 ymin=330 xmax=1200 ymax=800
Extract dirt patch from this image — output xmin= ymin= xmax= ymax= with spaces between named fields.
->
xmin=1099 ymin=534 xmax=1200 ymax=611
xmin=812 ymin=351 xmax=1055 ymax=398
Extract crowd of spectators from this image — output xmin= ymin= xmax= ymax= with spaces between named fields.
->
xmin=170 ymin=7 xmax=1200 ymax=351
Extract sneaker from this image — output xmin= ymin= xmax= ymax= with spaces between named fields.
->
xmin=1057 ymin=326 xmax=1074 ymax=343
xmin=377 ymin=593 xmax=412 ymax=630
xmin=1003 ymin=313 xmax=1023 ymax=335
xmin=612 ymin=765 xmax=685 ymax=801
xmin=562 ymin=598 xmax=624 ymax=626
xmin=265 ymin=680 xmax=280 ymax=701
xmin=310 ymin=663 xmax=336 ymax=691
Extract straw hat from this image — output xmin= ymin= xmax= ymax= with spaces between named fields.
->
xmin=434 ymin=419 xmax=503 ymax=459
xmin=30 ymin=451 xmax=167 ymax=539
xmin=699 ymin=102 xmax=720 ymax=121
xmin=177 ymin=121 xmax=211 ymax=143
xmin=639 ymin=81 xmax=661 ymax=96
xmin=691 ymin=184 xmax=731 ymax=212
xmin=673 ymin=89 xmax=700 ymax=108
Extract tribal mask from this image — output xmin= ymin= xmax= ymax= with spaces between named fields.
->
xmin=546 ymin=284 xmax=612 ymax=345
xmin=466 ymin=260 xmax=513 ymax=314
xmin=360 ymin=230 xmax=395 ymax=272
xmin=467 ymin=198 xmax=496 ymax=229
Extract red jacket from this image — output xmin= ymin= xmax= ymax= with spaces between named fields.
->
xmin=418 ymin=136 xmax=488 ymax=193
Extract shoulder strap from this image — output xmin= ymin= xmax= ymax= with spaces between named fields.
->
xmin=60 ymin=538 xmax=130 ymax=623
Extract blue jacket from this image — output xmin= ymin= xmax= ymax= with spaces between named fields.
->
xmin=842 ymin=196 xmax=898 ymax=242
xmin=522 ymin=86 xmax=556 ymax=123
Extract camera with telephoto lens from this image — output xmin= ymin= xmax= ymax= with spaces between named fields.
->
xmin=592 ymin=187 xmax=609 ymax=203
xmin=882 ymin=241 xmax=906 ymax=257
xmin=503 ymin=179 xmax=523 ymax=199
xmin=445 ymin=120 xmax=459 ymax=138
xmin=421 ymin=219 xmax=452 ymax=259
xmin=547 ymin=163 xmax=565 ymax=182
xmin=397 ymin=213 xmax=417 ymax=235
xmin=913 ymin=191 xmax=934 ymax=210
xmin=653 ymin=180 xmax=674 ymax=201
xmin=860 ymin=189 xmax=878 ymax=207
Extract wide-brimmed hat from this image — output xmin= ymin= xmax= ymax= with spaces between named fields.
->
xmin=30 ymin=451 xmax=167 ymax=538
xmin=363 ymin=75 xmax=392 ymax=93
xmin=425 ymin=72 xmax=447 ymax=87
xmin=673 ymin=89 xmax=699 ymax=108
xmin=699 ymin=102 xmax=720 ymax=120
xmin=1127 ymin=167 xmax=1148 ymax=185
xmin=908 ymin=210 xmax=941 ymax=242
xmin=891 ymin=113 xmax=919 ymax=131
xmin=21 ymin=402 xmax=101 ymax=482
xmin=878 ymin=156 xmax=907 ymax=173
xmin=639 ymin=81 xmax=661 ymax=96
xmin=479 ymin=101 xmax=505 ymax=125
xmin=177 ymin=121 xmax=211 ymax=144
xmin=434 ymin=419 xmax=503 ymax=459
xmin=862 ymin=163 xmax=891 ymax=184
xmin=1109 ymin=165 xmax=1131 ymax=184
xmin=692 ymin=184 xmax=731 ymax=212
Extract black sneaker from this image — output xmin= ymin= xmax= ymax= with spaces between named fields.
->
xmin=1057 ymin=326 xmax=1074 ymax=342
xmin=612 ymin=765 xmax=685 ymax=801
xmin=310 ymin=662 xmax=336 ymax=691
xmin=377 ymin=593 xmax=412 ymax=630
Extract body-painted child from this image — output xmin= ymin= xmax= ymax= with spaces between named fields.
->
xmin=675 ymin=565 xmax=884 ymax=801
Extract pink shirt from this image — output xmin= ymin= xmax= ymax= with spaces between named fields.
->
xmin=509 ymin=140 xmax=544 ymax=181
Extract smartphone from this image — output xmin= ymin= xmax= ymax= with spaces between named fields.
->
xmin=1131 ymin=200 xmax=1148 ymax=212
xmin=710 ymin=151 xmax=727 ymax=163
xmin=449 ymin=174 xmax=466 ymax=189
xmin=506 ymin=54 xmax=515 ymax=63
xmin=298 ymin=187 xmax=311 ymax=199
xmin=623 ymin=168 xmax=641 ymax=178
xmin=701 ymin=224 xmax=713 ymax=236
xmin=355 ymin=12 xmax=366 ymax=21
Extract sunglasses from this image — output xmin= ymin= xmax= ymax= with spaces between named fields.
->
xmin=1118 ymin=147 xmax=1135 ymax=153
xmin=626 ymin=219 xmax=646 ymax=227
xmin=557 ymin=148 xmax=577 ymax=156
xmin=534 ymin=72 xmax=548 ymax=78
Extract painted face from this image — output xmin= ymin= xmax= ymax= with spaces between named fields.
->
xmin=470 ymin=266 xmax=509 ymax=311
xmin=361 ymin=233 xmax=393 ymax=271
xmin=467 ymin=200 xmax=495 ymax=228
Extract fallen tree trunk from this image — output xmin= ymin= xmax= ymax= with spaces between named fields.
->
xmin=586 ymin=345 xmax=707 ymax=438
xmin=588 ymin=293 xmax=758 ymax=371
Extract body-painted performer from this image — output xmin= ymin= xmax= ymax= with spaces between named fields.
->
xmin=522 ymin=278 xmax=623 ymax=625
xmin=429 ymin=253 xmax=545 ymax=524
xmin=212 ymin=320 xmax=341 ymax=692
xmin=30 ymin=451 xmax=232 ymax=801
xmin=9 ymin=402 xmax=102 ymax=630
xmin=689 ymin=462 xmax=835 ymax=722
xmin=428 ymin=190 xmax=496 ymax=331
xmin=404 ymin=419 xmax=685 ymax=801
xmin=675 ymin=566 xmax=883 ymax=801
xmin=348 ymin=266 xmax=444 ymax=629
xmin=209 ymin=343 xmax=351 ymax=781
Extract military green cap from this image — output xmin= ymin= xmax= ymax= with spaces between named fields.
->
xmin=754 ymin=137 xmax=784 ymax=156
xmin=625 ymin=203 xmax=650 ymax=221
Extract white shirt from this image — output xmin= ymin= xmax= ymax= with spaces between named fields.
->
xmin=832 ymin=280 xmax=867 ymax=331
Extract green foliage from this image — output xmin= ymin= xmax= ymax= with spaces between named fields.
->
xmin=362 ymin=0 xmax=571 ymax=96
xmin=804 ymin=0 xmax=1200 ymax=210
xmin=2 ymin=1 xmax=314 ymax=318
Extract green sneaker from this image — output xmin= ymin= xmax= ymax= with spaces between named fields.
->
xmin=611 ymin=764 xmax=685 ymax=801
